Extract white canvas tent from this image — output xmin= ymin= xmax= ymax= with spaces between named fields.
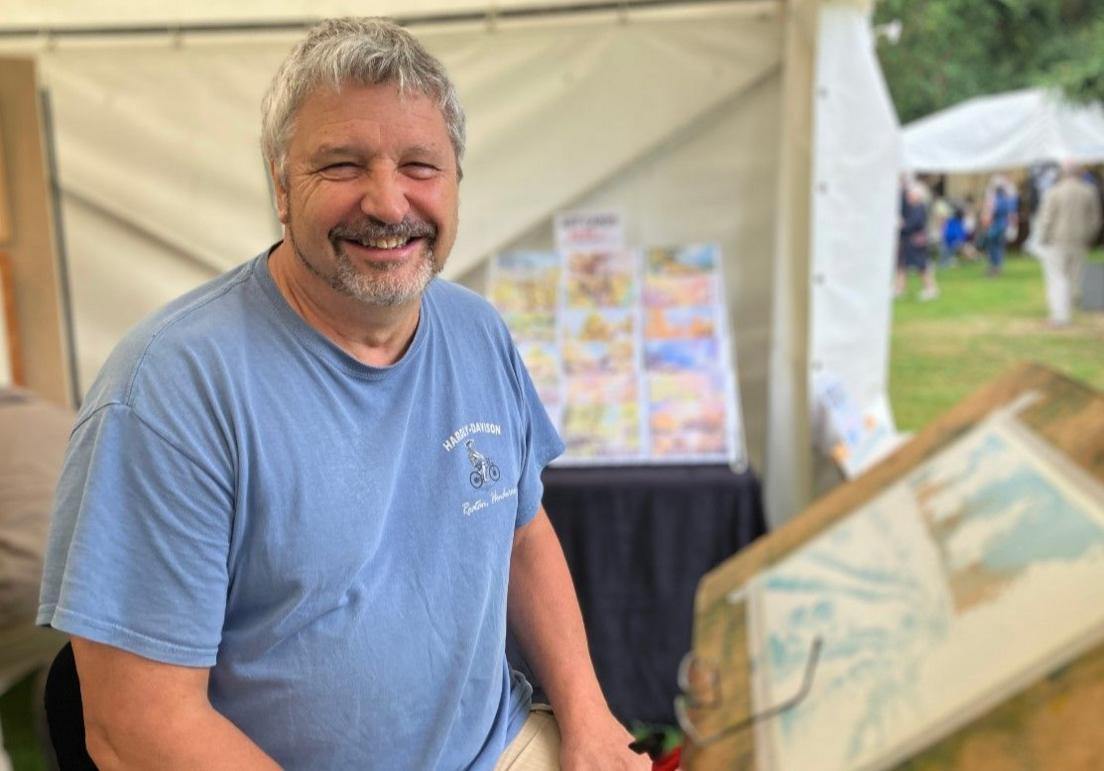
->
xmin=903 ymin=87 xmax=1104 ymax=173
xmin=1 ymin=0 xmax=900 ymax=527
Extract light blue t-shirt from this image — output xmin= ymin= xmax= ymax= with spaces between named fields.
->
xmin=38 ymin=251 xmax=564 ymax=770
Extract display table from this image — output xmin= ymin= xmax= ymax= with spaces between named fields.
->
xmin=539 ymin=464 xmax=766 ymax=725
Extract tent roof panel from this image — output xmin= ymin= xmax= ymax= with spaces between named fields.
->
xmin=902 ymin=88 xmax=1104 ymax=173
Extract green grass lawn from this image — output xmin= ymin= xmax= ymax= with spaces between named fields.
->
xmin=0 ymin=673 xmax=47 ymax=771
xmin=890 ymin=249 xmax=1104 ymax=431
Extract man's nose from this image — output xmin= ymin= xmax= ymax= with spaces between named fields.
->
xmin=360 ymin=170 xmax=410 ymax=225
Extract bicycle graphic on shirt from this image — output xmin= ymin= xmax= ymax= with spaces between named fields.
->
xmin=466 ymin=439 xmax=500 ymax=489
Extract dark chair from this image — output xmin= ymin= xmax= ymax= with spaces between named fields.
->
xmin=44 ymin=642 xmax=97 ymax=769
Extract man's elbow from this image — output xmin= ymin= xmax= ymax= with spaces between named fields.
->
xmin=83 ymin=711 xmax=136 ymax=770
xmin=82 ymin=695 xmax=205 ymax=769
xmin=71 ymin=636 xmax=221 ymax=768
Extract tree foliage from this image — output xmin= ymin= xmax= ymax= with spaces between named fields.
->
xmin=873 ymin=0 xmax=1104 ymax=123
xmin=1042 ymin=14 xmax=1104 ymax=103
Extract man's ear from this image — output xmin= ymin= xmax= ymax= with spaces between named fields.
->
xmin=270 ymin=160 xmax=290 ymax=224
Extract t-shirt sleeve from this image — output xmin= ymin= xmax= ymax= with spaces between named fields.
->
xmin=509 ymin=345 xmax=564 ymax=529
xmin=37 ymin=403 xmax=233 ymax=667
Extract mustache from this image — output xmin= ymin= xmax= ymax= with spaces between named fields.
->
xmin=329 ymin=219 xmax=437 ymax=243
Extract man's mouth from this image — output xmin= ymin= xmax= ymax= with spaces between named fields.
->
xmin=331 ymin=221 xmax=436 ymax=254
xmin=342 ymin=235 xmax=420 ymax=250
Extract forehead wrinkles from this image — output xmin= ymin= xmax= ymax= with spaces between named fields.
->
xmin=294 ymin=85 xmax=446 ymax=142
xmin=297 ymin=111 xmax=382 ymax=152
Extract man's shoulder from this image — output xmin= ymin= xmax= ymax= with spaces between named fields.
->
xmin=80 ymin=258 xmax=262 ymax=415
xmin=427 ymin=277 xmax=494 ymax=309
xmin=1074 ymin=177 xmax=1100 ymax=198
xmin=422 ymin=279 xmax=521 ymax=374
xmin=426 ymin=278 xmax=506 ymax=330
xmin=1054 ymin=176 xmax=1095 ymax=196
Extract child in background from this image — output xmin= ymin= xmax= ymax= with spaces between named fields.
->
xmin=940 ymin=206 xmax=968 ymax=267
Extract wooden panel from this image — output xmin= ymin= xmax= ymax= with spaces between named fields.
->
xmin=686 ymin=362 xmax=1104 ymax=770
xmin=0 ymin=251 xmax=21 ymax=384
xmin=0 ymin=57 xmax=72 ymax=406
xmin=0 ymin=119 xmax=11 ymax=243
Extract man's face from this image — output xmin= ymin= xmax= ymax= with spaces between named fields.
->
xmin=273 ymin=80 xmax=460 ymax=307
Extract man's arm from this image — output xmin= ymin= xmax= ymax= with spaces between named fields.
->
xmin=508 ymin=508 xmax=650 ymax=770
xmin=1038 ymin=187 xmax=1058 ymax=246
xmin=71 ymin=637 xmax=279 ymax=770
xmin=1086 ymin=188 xmax=1103 ymax=243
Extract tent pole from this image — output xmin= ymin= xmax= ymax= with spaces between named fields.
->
xmin=37 ymin=88 xmax=82 ymax=407
xmin=764 ymin=0 xmax=818 ymax=528
xmin=0 ymin=0 xmax=772 ymax=40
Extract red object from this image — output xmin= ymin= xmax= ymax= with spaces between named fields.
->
xmin=653 ymin=746 xmax=682 ymax=771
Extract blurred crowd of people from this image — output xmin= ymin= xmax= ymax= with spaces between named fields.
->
xmin=895 ymin=163 xmax=1103 ymax=324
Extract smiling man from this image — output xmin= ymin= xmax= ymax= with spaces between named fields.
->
xmin=38 ymin=18 xmax=647 ymax=771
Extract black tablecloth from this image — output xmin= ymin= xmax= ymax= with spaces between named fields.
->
xmin=532 ymin=464 xmax=766 ymax=725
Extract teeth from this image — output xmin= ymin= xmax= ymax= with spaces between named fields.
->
xmin=357 ymin=236 xmax=409 ymax=249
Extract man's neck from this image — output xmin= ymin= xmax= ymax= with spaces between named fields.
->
xmin=267 ymin=241 xmax=422 ymax=367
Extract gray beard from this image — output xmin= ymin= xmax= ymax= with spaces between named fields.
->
xmin=329 ymin=240 xmax=437 ymax=307
xmin=287 ymin=225 xmax=439 ymax=308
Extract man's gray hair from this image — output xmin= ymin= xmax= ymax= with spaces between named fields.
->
xmin=261 ymin=17 xmax=466 ymax=179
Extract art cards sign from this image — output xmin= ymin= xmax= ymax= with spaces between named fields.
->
xmin=554 ymin=209 xmax=624 ymax=253
xmin=489 ymin=241 xmax=745 ymax=468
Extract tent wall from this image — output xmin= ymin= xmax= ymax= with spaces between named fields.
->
xmin=3 ymin=2 xmax=791 ymax=473
xmin=767 ymin=0 xmax=899 ymax=525
xmin=807 ymin=3 xmax=899 ymax=472
xmin=1 ymin=0 xmax=899 ymax=524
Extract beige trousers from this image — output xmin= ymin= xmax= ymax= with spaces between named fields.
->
xmin=1042 ymin=245 xmax=1088 ymax=324
xmin=494 ymin=708 xmax=562 ymax=771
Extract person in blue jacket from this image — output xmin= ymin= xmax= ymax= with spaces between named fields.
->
xmin=940 ymin=205 xmax=968 ymax=267
xmin=985 ymin=183 xmax=1016 ymax=276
